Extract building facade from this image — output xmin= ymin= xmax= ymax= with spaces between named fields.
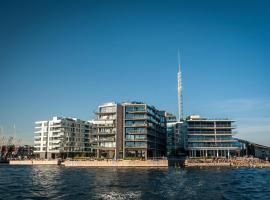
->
xmin=34 ymin=116 xmax=91 ymax=159
xmin=90 ymin=102 xmax=123 ymax=159
xmin=237 ymin=138 xmax=270 ymax=159
xmin=123 ymin=102 xmax=167 ymax=159
xmin=165 ymin=112 xmax=178 ymax=156
xmin=186 ymin=115 xmax=238 ymax=157
xmin=165 ymin=112 xmax=187 ymax=156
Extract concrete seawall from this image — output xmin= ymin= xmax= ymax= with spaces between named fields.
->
xmin=9 ymin=160 xmax=59 ymax=165
xmin=64 ymin=159 xmax=168 ymax=167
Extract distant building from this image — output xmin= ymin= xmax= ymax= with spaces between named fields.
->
xmin=122 ymin=102 xmax=167 ymax=159
xmin=90 ymin=102 xmax=123 ymax=159
xmin=186 ymin=115 xmax=238 ymax=157
xmin=34 ymin=116 xmax=91 ymax=159
xmin=236 ymin=138 xmax=270 ymax=159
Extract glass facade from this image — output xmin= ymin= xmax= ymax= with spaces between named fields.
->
xmin=123 ymin=103 xmax=167 ymax=159
xmin=187 ymin=117 xmax=238 ymax=157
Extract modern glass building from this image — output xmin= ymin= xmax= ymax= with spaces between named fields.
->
xmin=165 ymin=112 xmax=187 ymax=156
xmin=122 ymin=102 xmax=167 ymax=159
xmin=165 ymin=112 xmax=177 ymax=156
xmin=186 ymin=115 xmax=238 ymax=157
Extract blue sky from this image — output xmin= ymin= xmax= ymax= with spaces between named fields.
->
xmin=0 ymin=0 xmax=269 ymax=145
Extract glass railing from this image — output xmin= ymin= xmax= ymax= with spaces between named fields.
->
xmin=188 ymin=125 xmax=215 ymax=128
xmin=98 ymin=131 xmax=116 ymax=134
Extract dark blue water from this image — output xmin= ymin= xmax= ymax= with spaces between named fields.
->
xmin=0 ymin=165 xmax=269 ymax=200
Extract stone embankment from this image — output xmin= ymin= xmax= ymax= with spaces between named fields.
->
xmin=64 ymin=159 xmax=168 ymax=167
xmin=8 ymin=159 xmax=168 ymax=167
xmin=185 ymin=157 xmax=270 ymax=168
xmin=9 ymin=160 xmax=60 ymax=165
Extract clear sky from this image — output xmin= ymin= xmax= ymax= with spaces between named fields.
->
xmin=0 ymin=0 xmax=269 ymax=146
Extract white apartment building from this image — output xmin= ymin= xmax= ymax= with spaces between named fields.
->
xmin=34 ymin=116 xmax=91 ymax=159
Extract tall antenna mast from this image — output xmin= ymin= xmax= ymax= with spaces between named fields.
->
xmin=177 ymin=49 xmax=183 ymax=121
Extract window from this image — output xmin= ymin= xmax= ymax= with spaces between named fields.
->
xmin=100 ymin=106 xmax=116 ymax=113
xmin=126 ymin=106 xmax=145 ymax=112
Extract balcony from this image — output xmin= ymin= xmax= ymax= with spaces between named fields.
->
xmin=95 ymin=111 xmax=116 ymax=115
xmin=97 ymin=132 xmax=116 ymax=135
xmin=126 ymin=131 xmax=147 ymax=134
xmin=125 ymin=139 xmax=147 ymax=142
xmin=188 ymin=126 xmax=215 ymax=129
xmin=97 ymin=138 xmax=115 ymax=142
xmin=125 ymin=117 xmax=146 ymax=120
xmin=188 ymin=147 xmax=239 ymax=150
xmin=188 ymin=140 xmax=236 ymax=143
xmin=125 ymin=123 xmax=148 ymax=127
xmin=188 ymin=133 xmax=215 ymax=136
xmin=95 ymin=124 xmax=115 ymax=128
xmin=215 ymin=125 xmax=236 ymax=129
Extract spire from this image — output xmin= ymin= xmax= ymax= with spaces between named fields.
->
xmin=177 ymin=50 xmax=183 ymax=121
xmin=178 ymin=49 xmax=181 ymax=72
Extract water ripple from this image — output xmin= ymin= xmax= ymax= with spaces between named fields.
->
xmin=0 ymin=165 xmax=269 ymax=199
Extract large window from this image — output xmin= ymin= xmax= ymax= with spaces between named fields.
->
xmin=125 ymin=134 xmax=146 ymax=140
xmin=125 ymin=120 xmax=146 ymax=126
xmin=125 ymin=127 xmax=146 ymax=134
xmin=125 ymin=114 xmax=146 ymax=119
xmin=125 ymin=105 xmax=145 ymax=112
xmin=100 ymin=142 xmax=116 ymax=147
xmin=125 ymin=141 xmax=147 ymax=147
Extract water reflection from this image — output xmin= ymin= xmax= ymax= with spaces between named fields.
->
xmin=30 ymin=165 xmax=63 ymax=199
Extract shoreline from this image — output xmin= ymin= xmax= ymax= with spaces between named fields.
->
xmin=184 ymin=157 xmax=270 ymax=168
xmin=7 ymin=157 xmax=270 ymax=168
xmin=184 ymin=163 xmax=270 ymax=168
xmin=9 ymin=159 xmax=168 ymax=167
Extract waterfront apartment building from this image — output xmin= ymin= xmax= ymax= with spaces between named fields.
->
xmin=90 ymin=102 xmax=123 ymax=159
xmin=34 ymin=116 xmax=91 ymax=159
xmin=186 ymin=115 xmax=238 ymax=157
xmin=122 ymin=102 xmax=167 ymax=159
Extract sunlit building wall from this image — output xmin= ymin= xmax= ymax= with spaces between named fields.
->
xmin=34 ymin=116 xmax=91 ymax=159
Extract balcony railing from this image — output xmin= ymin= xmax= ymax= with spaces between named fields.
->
xmin=125 ymin=123 xmax=148 ymax=127
xmin=97 ymin=131 xmax=116 ymax=135
xmin=188 ymin=140 xmax=236 ymax=143
xmin=126 ymin=131 xmax=147 ymax=134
